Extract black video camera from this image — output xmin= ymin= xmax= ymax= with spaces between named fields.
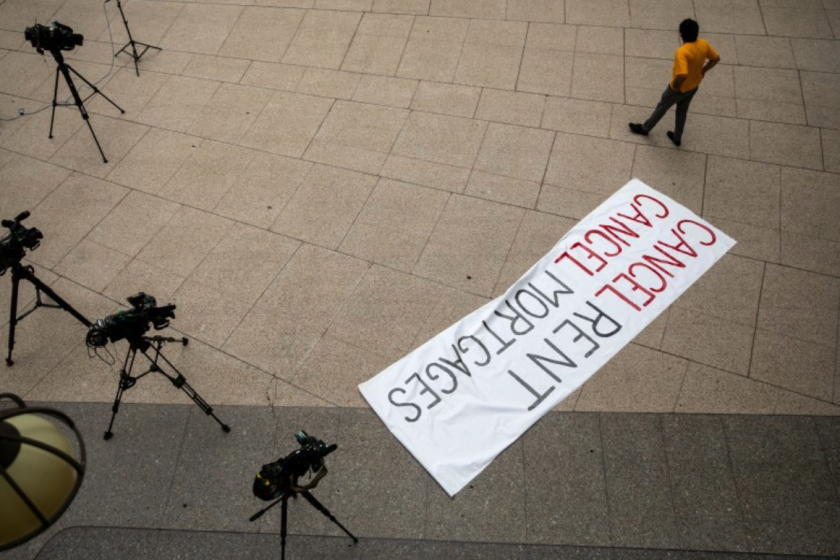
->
xmin=25 ymin=22 xmax=84 ymax=55
xmin=86 ymin=293 xmax=175 ymax=348
xmin=253 ymin=431 xmax=337 ymax=501
xmin=0 ymin=211 xmax=43 ymax=276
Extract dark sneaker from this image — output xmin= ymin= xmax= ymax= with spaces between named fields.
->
xmin=667 ymin=131 xmax=681 ymax=147
xmin=628 ymin=123 xmax=648 ymax=136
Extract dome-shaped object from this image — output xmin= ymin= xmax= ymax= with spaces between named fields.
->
xmin=0 ymin=394 xmax=86 ymax=551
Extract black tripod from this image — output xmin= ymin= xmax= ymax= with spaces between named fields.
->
xmin=48 ymin=49 xmax=124 ymax=163
xmin=108 ymin=0 xmax=161 ymax=76
xmin=104 ymin=334 xmax=231 ymax=440
xmin=5 ymin=262 xmax=91 ymax=366
xmin=250 ymin=489 xmax=358 ymax=560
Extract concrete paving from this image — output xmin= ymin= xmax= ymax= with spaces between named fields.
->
xmin=1 ymin=0 xmax=840 ymax=556
xmin=27 ymin=528 xmax=834 ymax=560
xmin=4 ymin=402 xmax=840 ymax=559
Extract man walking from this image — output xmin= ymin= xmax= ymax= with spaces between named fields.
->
xmin=629 ymin=19 xmax=720 ymax=146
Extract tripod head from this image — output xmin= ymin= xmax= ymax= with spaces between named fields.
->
xmin=86 ymin=293 xmax=176 ymax=349
xmin=0 ymin=211 xmax=43 ymax=277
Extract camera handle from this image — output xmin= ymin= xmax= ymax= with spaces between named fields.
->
xmin=103 ymin=335 xmax=231 ymax=440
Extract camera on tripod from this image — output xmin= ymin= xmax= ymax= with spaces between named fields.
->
xmin=253 ymin=431 xmax=338 ymax=501
xmin=86 ymin=293 xmax=175 ymax=348
xmin=0 ymin=211 xmax=43 ymax=276
xmin=86 ymin=292 xmax=229 ymax=439
xmin=23 ymin=20 xmax=122 ymax=163
xmin=25 ymin=22 xmax=84 ymax=55
xmin=249 ymin=431 xmax=356 ymax=556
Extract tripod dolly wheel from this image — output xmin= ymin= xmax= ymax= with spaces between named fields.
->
xmin=222 ymin=425 xmax=231 ymax=433
xmin=103 ymin=431 xmax=113 ymax=440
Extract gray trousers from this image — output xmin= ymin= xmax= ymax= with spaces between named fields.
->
xmin=642 ymin=85 xmax=698 ymax=141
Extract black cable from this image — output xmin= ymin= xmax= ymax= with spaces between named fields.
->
xmin=86 ymin=335 xmax=117 ymax=366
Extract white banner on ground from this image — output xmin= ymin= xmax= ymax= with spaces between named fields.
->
xmin=359 ymin=179 xmax=736 ymax=497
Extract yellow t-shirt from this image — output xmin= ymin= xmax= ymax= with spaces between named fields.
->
xmin=671 ymin=39 xmax=720 ymax=92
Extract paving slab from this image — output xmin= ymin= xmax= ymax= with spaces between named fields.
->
xmin=58 ymin=402 xmax=190 ymax=528
xmin=575 ymin=344 xmax=688 ymax=413
xmin=661 ymin=306 xmax=755 ymax=376
xmin=661 ymin=415 xmax=747 ymax=551
xmin=523 ymin=412 xmax=611 ymax=546
xmin=675 ymin=362 xmax=779 ymax=414
xmin=218 ymin=6 xmax=303 ymax=63
xmin=723 ymin=415 xmax=840 ymax=555
xmin=599 ymin=414 xmax=678 ymax=549
xmin=162 ymin=406 xmax=275 ymax=532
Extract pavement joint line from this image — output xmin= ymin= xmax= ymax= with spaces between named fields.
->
xmin=278 ymin=259 xmax=376 ymax=392
xmin=747 ymin=262 xmax=768 ymax=386
xmin=490 ymin=203 xmax=527 ymax=297
xmin=658 ymin=414 xmax=682 ymax=542
xmin=215 ymin=236 xmax=304 ymax=351
xmin=158 ymin=399 xmax=193 ymax=529
xmin=335 ymin=9 xmax=363 ymax=72
xmin=671 ymin=359 xmax=691 ymax=414
xmin=813 ymin=415 xmax=840 ymax=498
xmin=595 ymin=413 xmax=615 ymax=545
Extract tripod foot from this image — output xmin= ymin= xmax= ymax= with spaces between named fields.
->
xmin=182 ymin=337 xmax=189 ymax=346
xmin=104 ymin=431 xmax=113 ymax=440
xmin=5 ymin=358 xmax=13 ymax=367
xmin=222 ymin=425 xmax=231 ymax=433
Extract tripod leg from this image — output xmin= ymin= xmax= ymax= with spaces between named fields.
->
xmin=22 ymin=269 xmax=92 ymax=327
xmin=58 ymin=65 xmax=109 ymax=163
xmin=67 ymin=65 xmax=124 ymax=114
xmin=300 ymin=492 xmax=359 ymax=543
xmin=113 ymin=0 xmax=161 ymax=77
xmin=83 ymin=118 xmax=109 ymax=164
xmin=116 ymin=0 xmax=140 ymax=77
xmin=49 ymin=67 xmax=60 ymax=139
xmin=130 ymin=41 xmax=140 ymax=77
xmin=105 ymin=350 xmax=137 ymax=440
xmin=104 ymin=376 xmax=126 ymax=440
xmin=144 ymin=348 xmax=231 ymax=433
xmin=281 ymin=496 xmax=288 ymax=560
xmin=6 ymin=273 xmax=21 ymax=366
xmin=173 ymin=375 xmax=231 ymax=433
